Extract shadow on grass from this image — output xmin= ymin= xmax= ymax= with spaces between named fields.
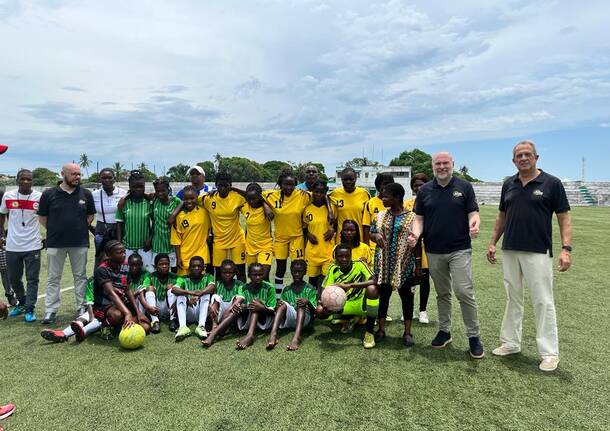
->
xmin=495 ymin=353 xmax=574 ymax=382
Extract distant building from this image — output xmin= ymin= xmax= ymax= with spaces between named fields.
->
xmin=333 ymin=164 xmax=412 ymax=197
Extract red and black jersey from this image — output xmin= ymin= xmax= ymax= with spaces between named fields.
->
xmin=93 ymin=259 xmax=129 ymax=308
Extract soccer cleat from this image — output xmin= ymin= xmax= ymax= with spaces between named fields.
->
xmin=99 ymin=326 xmax=114 ymax=341
xmin=40 ymin=329 xmax=67 ymax=343
xmin=418 ymin=311 xmax=429 ymax=324
xmin=363 ymin=331 xmax=376 ymax=349
xmin=469 ymin=337 xmax=485 ymax=359
xmin=7 ymin=294 xmax=17 ymax=307
xmin=24 ymin=311 xmax=37 ymax=322
xmin=385 ymin=316 xmax=393 ymax=322
xmin=539 ymin=357 xmax=559 ymax=372
xmin=151 ymin=321 xmax=161 ymax=334
xmin=194 ymin=326 xmax=208 ymax=339
xmin=41 ymin=312 xmax=57 ymax=325
xmin=70 ymin=320 xmax=86 ymax=342
xmin=174 ymin=326 xmax=191 ymax=342
xmin=492 ymin=345 xmax=521 ymax=356
xmin=9 ymin=305 xmax=24 ymax=317
xmin=431 ymin=330 xmax=452 ymax=349
xmin=0 ymin=403 xmax=16 ymax=420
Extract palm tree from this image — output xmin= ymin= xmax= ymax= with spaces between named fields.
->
xmin=112 ymin=162 xmax=125 ymax=181
xmin=79 ymin=153 xmax=91 ymax=177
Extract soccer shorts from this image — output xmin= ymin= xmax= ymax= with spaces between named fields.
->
xmin=211 ymin=294 xmax=233 ymax=322
xmin=152 ymin=251 xmax=177 ymax=269
xmin=126 ymin=248 xmax=153 ymax=272
xmin=157 ymin=299 xmax=170 ymax=320
xmin=280 ymin=303 xmax=312 ymax=329
xmin=212 ymin=243 xmax=246 ymax=267
xmin=273 ymin=236 xmax=305 ymax=261
xmin=237 ymin=311 xmax=273 ymax=331
xmin=305 ymin=257 xmax=332 ymax=277
xmin=245 ymin=250 xmax=273 ymax=266
xmin=341 ymin=295 xmax=379 ymax=317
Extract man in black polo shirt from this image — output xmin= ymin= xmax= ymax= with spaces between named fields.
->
xmin=409 ymin=151 xmax=484 ymax=359
xmin=487 ymin=141 xmax=572 ymax=372
xmin=38 ymin=163 xmax=95 ymax=324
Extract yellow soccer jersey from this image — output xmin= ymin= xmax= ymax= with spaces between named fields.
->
xmin=333 ymin=242 xmax=373 ymax=267
xmin=264 ymin=189 xmax=311 ymax=240
xmin=240 ymin=202 xmax=273 ymax=255
xmin=404 ymin=197 xmax=428 ymax=269
xmin=362 ymin=195 xmax=386 ymax=250
xmin=201 ymin=191 xmax=246 ymax=249
xmin=170 ymin=205 xmax=211 ymax=267
xmin=303 ymin=202 xmax=336 ymax=266
xmin=329 ymin=186 xmax=370 ymax=239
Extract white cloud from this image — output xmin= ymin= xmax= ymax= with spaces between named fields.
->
xmin=1 ymin=0 xmax=610 ymax=175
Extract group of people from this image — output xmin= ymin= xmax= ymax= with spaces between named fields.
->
xmin=0 ymin=140 xmax=572 ymax=371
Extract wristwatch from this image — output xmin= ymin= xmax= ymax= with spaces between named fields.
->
xmin=562 ymin=245 xmax=572 ymax=252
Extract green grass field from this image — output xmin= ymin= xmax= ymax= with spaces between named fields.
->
xmin=1 ymin=206 xmax=608 ymax=430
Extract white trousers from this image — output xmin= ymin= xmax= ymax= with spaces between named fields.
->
xmin=500 ymin=250 xmax=559 ymax=359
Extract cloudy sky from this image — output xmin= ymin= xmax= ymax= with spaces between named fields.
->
xmin=1 ymin=0 xmax=609 ymax=181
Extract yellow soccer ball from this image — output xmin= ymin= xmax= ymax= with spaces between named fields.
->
xmin=118 ymin=323 xmax=146 ymax=350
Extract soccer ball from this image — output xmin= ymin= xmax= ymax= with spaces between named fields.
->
xmin=321 ymin=285 xmax=347 ymax=312
xmin=119 ymin=323 xmax=146 ymax=350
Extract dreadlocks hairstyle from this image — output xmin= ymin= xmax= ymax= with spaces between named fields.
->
xmin=340 ymin=219 xmax=361 ymax=248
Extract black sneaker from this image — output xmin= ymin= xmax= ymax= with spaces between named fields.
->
xmin=469 ymin=337 xmax=485 ymax=359
xmin=431 ymin=330 xmax=452 ymax=348
xmin=41 ymin=312 xmax=57 ymax=325
xmin=151 ymin=321 xmax=161 ymax=334
xmin=168 ymin=319 xmax=178 ymax=332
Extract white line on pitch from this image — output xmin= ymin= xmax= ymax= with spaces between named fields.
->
xmin=37 ymin=286 xmax=74 ymax=299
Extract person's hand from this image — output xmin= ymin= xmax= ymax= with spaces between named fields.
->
xmin=188 ymin=297 xmax=198 ymax=306
xmin=167 ymin=214 xmax=176 ymax=226
xmin=143 ymin=238 xmax=152 ymax=252
xmin=469 ymin=219 xmax=480 ymax=239
xmin=486 ymin=244 xmax=497 ymax=264
xmin=375 ymin=234 xmax=385 ymax=249
xmin=123 ymin=314 xmax=135 ymax=327
xmin=249 ymin=299 xmax=266 ymax=312
xmin=406 ymin=232 xmax=418 ymax=248
xmin=296 ymin=298 xmax=308 ymax=308
xmin=558 ymin=249 xmax=571 ymax=272
xmin=230 ymin=302 xmax=243 ymax=314
xmin=323 ymin=229 xmax=335 ymax=242
xmin=307 ymin=232 xmax=318 ymax=245
xmin=145 ymin=304 xmax=160 ymax=316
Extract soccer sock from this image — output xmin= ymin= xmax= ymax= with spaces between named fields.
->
xmin=166 ymin=291 xmax=177 ymax=321
xmin=274 ymin=279 xmax=284 ymax=299
xmin=145 ymin=291 xmax=159 ymax=323
xmin=62 ymin=326 xmax=74 ymax=338
xmin=83 ymin=319 xmax=102 ymax=335
xmin=176 ymin=296 xmax=187 ymax=328
xmin=198 ymin=295 xmax=210 ymax=328
xmin=365 ymin=301 xmax=379 ymax=333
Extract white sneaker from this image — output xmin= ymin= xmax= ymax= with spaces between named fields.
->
xmin=539 ymin=357 xmax=559 ymax=372
xmin=492 ymin=345 xmax=521 ymax=356
xmin=400 ymin=315 xmax=404 ymax=321
xmin=418 ymin=311 xmax=429 ymax=324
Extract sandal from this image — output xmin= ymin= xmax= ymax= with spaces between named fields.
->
xmin=374 ymin=330 xmax=386 ymax=342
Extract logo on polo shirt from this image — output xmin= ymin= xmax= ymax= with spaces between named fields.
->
xmin=453 ymin=191 xmax=463 ymax=198
xmin=78 ymin=199 xmax=86 ymax=205
xmin=10 ymin=201 xmax=19 ymax=208
xmin=33 ymin=202 xmax=39 ymax=210
xmin=533 ymin=190 xmax=544 ymax=197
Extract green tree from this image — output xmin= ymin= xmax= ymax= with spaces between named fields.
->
xmin=79 ymin=153 xmax=91 ymax=178
xmin=263 ymin=160 xmax=292 ymax=182
xmin=32 ymin=167 xmax=58 ymax=186
xmin=87 ymin=172 xmax=100 ymax=183
xmin=390 ymin=148 xmax=433 ymax=178
xmin=217 ymin=157 xmax=269 ymax=182
xmin=345 ymin=157 xmax=379 ymax=168
xmin=137 ymin=162 xmax=157 ymax=182
xmin=197 ymin=161 xmax=216 ymax=182
xmin=166 ymin=164 xmax=191 ymax=182
xmin=112 ymin=162 xmax=127 ymax=181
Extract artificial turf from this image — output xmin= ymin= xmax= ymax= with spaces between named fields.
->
xmin=0 ymin=206 xmax=608 ymax=430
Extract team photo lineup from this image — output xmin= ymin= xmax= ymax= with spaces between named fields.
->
xmin=0 ymin=141 xmax=572 ymax=371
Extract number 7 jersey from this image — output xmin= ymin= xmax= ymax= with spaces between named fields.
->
xmin=240 ymin=202 xmax=273 ymax=256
